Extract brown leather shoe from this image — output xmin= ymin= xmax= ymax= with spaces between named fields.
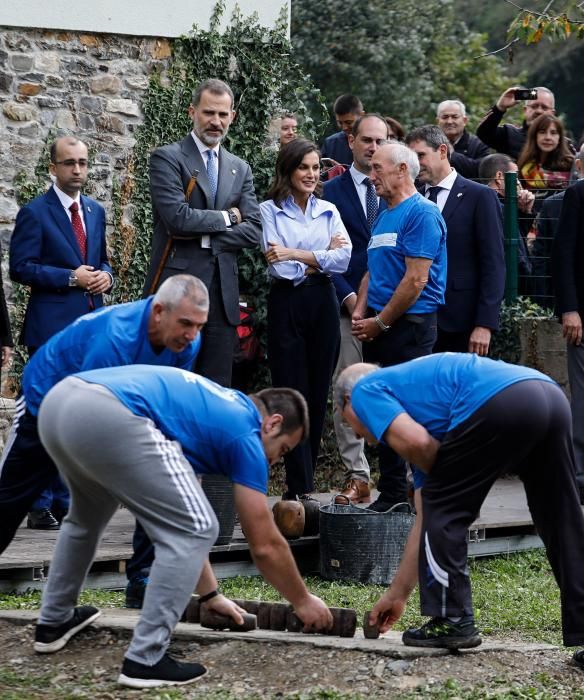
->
xmin=334 ymin=479 xmax=371 ymax=505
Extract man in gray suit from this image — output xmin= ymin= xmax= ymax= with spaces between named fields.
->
xmin=144 ymin=79 xmax=262 ymax=386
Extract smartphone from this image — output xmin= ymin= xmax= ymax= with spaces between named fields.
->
xmin=514 ymin=88 xmax=538 ymax=101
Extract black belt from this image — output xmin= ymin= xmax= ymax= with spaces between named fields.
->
xmin=270 ymin=275 xmax=332 ymax=289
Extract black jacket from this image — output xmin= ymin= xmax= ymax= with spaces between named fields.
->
xmin=450 ymin=130 xmax=491 ymax=180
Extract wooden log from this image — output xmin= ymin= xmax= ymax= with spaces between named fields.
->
xmin=199 ymin=607 xmax=256 ymax=632
xmin=363 ymin=610 xmax=380 ymax=639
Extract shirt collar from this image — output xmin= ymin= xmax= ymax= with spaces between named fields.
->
xmin=427 ymin=167 xmax=457 ymax=193
xmin=349 ymin=164 xmax=370 ymax=186
xmin=191 ymin=131 xmax=220 ymax=158
xmin=280 ymin=193 xmax=328 ymax=219
xmin=53 ymin=183 xmax=81 ymax=211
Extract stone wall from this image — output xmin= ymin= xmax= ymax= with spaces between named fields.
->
xmin=0 ymin=26 xmax=173 ymax=269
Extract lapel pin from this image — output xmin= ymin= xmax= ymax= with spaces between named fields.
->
xmin=232 ymin=169 xmax=237 ymax=175
xmin=457 ymin=193 xmax=463 ymax=198
xmin=87 ymin=206 xmax=92 ymax=212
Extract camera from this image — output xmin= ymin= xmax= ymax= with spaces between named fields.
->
xmin=514 ymin=88 xmax=538 ymax=101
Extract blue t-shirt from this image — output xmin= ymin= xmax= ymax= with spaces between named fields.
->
xmin=76 ymin=365 xmax=269 ymax=493
xmin=367 ymin=193 xmax=447 ymax=314
xmin=351 ymin=353 xmax=556 ymax=488
xmin=23 ymin=297 xmax=200 ymax=415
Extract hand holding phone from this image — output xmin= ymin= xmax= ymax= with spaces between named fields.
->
xmin=514 ymin=88 xmax=538 ymax=101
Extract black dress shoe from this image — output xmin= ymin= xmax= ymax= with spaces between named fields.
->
xmin=27 ymin=509 xmax=60 ymax=530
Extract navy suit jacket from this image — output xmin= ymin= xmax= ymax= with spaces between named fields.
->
xmin=437 ymin=174 xmax=506 ymax=333
xmin=10 ymin=186 xmax=112 ymax=347
xmin=323 ymin=170 xmax=387 ymax=306
xmin=321 ymin=131 xmax=353 ymax=167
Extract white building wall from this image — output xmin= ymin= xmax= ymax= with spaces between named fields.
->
xmin=0 ymin=0 xmax=288 ymax=37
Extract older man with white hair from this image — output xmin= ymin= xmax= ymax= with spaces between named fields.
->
xmin=436 ymin=99 xmax=490 ymax=180
xmin=350 ymin=143 xmax=447 ymax=511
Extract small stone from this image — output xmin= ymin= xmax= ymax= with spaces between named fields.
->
xmin=34 ymin=53 xmax=60 ymax=73
xmin=18 ymin=83 xmax=42 ymax=96
xmin=106 ymin=98 xmax=140 ymax=117
xmin=387 ymin=660 xmax=410 ymax=675
xmin=0 ymin=72 xmax=12 ymax=92
xmin=2 ymin=101 xmax=35 ymax=121
xmin=11 ymin=54 xmax=33 ymax=71
xmin=80 ymin=34 xmax=100 ymax=48
xmin=151 ymin=39 xmax=172 ymax=59
xmin=19 ymin=122 xmax=41 ymax=138
xmin=90 ymin=75 xmax=121 ymax=95
xmin=54 ymin=109 xmax=76 ymax=130
xmin=79 ymin=96 xmax=103 ymax=114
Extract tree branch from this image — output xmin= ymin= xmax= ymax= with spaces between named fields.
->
xmin=474 ymin=36 xmax=519 ymax=59
xmin=504 ymin=0 xmax=583 ymax=23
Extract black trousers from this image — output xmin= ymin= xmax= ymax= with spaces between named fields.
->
xmin=432 ymin=328 xmax=470 ymax=354
xmin=267 ymin=277 xmax=340 ymax=496
xmin=363 ymin=312 xmax=437 ymax=500
xmin=420 ymin=380 xmax=584 ymax=646
xmin=0 ymin=401 xmax=59 ymax=554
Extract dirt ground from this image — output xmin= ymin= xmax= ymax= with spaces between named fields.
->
xmin=1 ymin=620 xmax=584 ymax=699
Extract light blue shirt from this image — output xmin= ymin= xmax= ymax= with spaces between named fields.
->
xmin=260 ymin=195 xmax=351 ymax=285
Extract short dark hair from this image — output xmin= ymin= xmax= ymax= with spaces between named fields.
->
xmin=478 ymin=153 xmax=514 ymax=183
xmin=405 ymin=125 xmax=450 ymax=151
xmin=266 ymin=138 xmax=323 ymax=206
xmin=191 ymin=79 xmax=234 ymax=109
xmin=252 ymin=388 xmax=309 ymax=440
xmin=351 ymin=113 xmax=389 ymax=138
xmin=333 ymin=94 xmax=363 ymax=116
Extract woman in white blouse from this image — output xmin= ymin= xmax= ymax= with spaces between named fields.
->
xmin=261 ymin=138 xmax=351 ymax=500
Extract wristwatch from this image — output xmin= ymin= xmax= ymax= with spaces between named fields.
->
xmin=68 ymin=271 xmax=78 ymax=287
xmin=227 ymin=208 xmax=238 ymax=226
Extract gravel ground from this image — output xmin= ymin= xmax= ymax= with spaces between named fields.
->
xmin=1 ymin=620 xmax=584 ymax=699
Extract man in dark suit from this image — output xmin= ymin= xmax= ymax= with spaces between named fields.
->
xmin=323 ymin=114 xmax=389 ymax=504
xmin=553 ymin=173 xmax=584 ymax=502
xmin=321 ymin=94 xmax=364 ymax=168
xmin=406 ymin=126 xmax=506 ymax=355
xmin=143 ymin=78 xmax=261 ymax=387
xmin=436 ymin=99 xmax=490 ymax=180
xmin=10 ymin=136 xmax=113 ymax=352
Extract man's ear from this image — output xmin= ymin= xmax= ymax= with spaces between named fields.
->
xmin=263 ymin=413 xmax=284 ymax=436
xmin=348 ymin=133 xmax=355 ymax=151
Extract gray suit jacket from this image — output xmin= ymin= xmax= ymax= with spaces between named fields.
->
xmin=143 ymin=134 xmax=261 ymax=325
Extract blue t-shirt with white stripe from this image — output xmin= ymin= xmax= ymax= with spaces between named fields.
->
xmin=367 ymin=193 xmax=447 ymax=314
xmin=75 ymin=365 xmax=269 ymax=494
xmin=23 ymin=297 xmax=200 ymax=415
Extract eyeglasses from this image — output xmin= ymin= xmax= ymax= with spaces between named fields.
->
xmin=53 ymin=159 xmax=89 ymax=168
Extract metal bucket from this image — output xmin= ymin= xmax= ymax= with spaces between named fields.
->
xmin=201 ymin=474 xmax=236 ymax=546
xmin=319 ymin=502 xmax=415 ymax=584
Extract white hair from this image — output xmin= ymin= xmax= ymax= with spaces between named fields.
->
xmin=437 ymin=99 xmax=466 ymax=118
xmin=533 ymin=86 xmax=555 ymax=108
xmin=383 ymin=142 xmax=420 ymax=180
xmin=153 ymin=274 xmax=209 ymax=311
xmin=333 ymin=363 xmax=379 ymax=409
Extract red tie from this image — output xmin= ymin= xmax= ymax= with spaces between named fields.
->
xmin=69 ymin=201 xmax=87 ymax=259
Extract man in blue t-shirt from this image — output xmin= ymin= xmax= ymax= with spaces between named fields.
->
xmin=0 ymin=274 xmax=207 ymax=556
xmin=351 ymin=142 xmax=447 ymax=512
xmin=335 ymin=355 xmax=584 ymax=661
xmin=33 ymin=366 xmax=332 ymax=688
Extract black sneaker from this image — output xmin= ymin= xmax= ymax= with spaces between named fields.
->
xmin=34 ymin=606 xmax=101 ymax=653
xmin=125 ymin=574 xmax=149 ymax=609
xmin=118 ymin=653 xmax=207 ymax=689
xmin=402 ymin=616 xmax=481 ymax=649
xmin=573 ymin=649 xmax=584 ymax=669
xmin=27 ymin=509 xmax=60 ymax=530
